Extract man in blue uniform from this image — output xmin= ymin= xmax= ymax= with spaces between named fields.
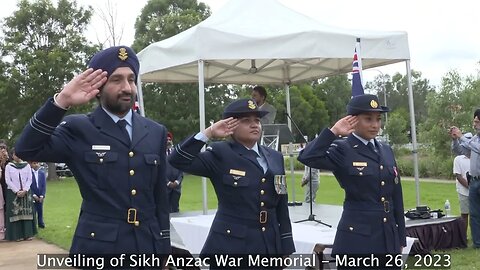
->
xmin=169 ymin=98 xmax=295 ymax=257
xmin=30 ymin=161 xmax=46 ymax=228
xmin=166 ymin=132 xmax=183 ymax=213
xmin=298 ymin=94 xmax=405 ymax=264
xmin=15 ymin=46 xmax=171 ymax=255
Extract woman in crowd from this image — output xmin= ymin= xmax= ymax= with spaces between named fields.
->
xmin=4 ymin=148 xmax=36 ymax=241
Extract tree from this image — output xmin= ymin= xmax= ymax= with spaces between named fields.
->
xmin=384 ymin=109 xmax=409 ymax=146
xmin=0 ymin=0 xmax=98 ymax=179
xmin=132 ymin=0 xmax=210 ymax=50
xmin=313 ymin=75 xmax=351 ymax=127
xmin=94 ymin=0 xmax=124 ymax=46
xmin=132 ymin=0 xmax=211 ymax=138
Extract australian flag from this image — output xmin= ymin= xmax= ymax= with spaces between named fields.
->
xmin=351 ymin=38 xmax=364 ymax=97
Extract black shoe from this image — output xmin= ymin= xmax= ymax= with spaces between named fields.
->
xmin=39 ymin=224 xmax=45 ymax=228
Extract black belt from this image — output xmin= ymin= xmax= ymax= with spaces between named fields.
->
xmin=81 ymin=201 xmax=156 ymax=224
xmin=216 ymin=209 xmax=278 ymax=227
xmin=344 ymin=200 xmax=393 ymax=213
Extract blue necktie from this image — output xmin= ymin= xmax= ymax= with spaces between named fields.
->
xmin=368 ymin=141 xmax=378 ymax=154
xmin=117 ymin=120 xmax=130 ymax=144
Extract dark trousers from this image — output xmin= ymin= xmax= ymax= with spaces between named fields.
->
xmin=34 ymin=201 xmax=44 ymax=227
xmin=168 ymin=191 xmax=181 ymax=213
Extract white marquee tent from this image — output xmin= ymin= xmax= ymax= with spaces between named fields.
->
xmin=137 ymin=0 xmax=421 ymax=209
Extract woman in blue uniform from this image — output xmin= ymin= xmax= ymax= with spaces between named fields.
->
xmin=298 ymin=94 xmax=405 ymax=266
xmin=169 ymin=98 xmax=295 ymax=257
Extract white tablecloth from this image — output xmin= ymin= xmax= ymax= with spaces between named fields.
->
xmin=171 ymin=214 xmax=415 ymax=255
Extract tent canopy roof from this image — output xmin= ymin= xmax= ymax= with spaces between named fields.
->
xmin=138 ymin=0 xmax=410 ymax=85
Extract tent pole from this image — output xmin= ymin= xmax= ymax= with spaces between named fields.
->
xmin=285 ymin=83 xmax=296 ymax=204
xmin=406 ymin=60 xmax=420 ymax=206
xmin=198 ymin=60 xmax=208 ymax=214
xmin=137 ymin=75 xmax=145 ymax=117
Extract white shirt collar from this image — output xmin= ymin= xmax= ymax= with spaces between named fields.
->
xmin=352 ymin=132 xmax=375 ymax=146
xmin=245 ymin=143 xmax=261 ymax=156
xmin=102 ymin=107 xmax=133 ymax=127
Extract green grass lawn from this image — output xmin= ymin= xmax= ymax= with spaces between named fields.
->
xmin=38 ymin=174 xmax=479 ymax=269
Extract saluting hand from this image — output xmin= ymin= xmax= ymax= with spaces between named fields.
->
xmin=204 ymin=117 xmax=239 ymax=139
xmin=330 ymin=115 xmax=358 ymax=137
xmin=55 ymin=68 xmax=108 ymax=109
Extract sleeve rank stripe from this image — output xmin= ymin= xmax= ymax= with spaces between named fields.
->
xmin=29 ymin=118 xmax=53 ymax=135
xmin=33 ymin=113 xmax=56 ymax=129
xmin=175 ymin=145 xmax=193 ymax=160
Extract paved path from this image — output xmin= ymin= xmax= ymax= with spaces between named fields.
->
xmin=0 ymin=238 xmax=66 ymax=270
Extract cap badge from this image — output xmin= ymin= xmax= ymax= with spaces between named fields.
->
xmin=118 ymin=48 xmax=128 ymax=61
xmin=370 ymin=100 xmax=378 ymax=108
xmin=247 ymin=100 xmax=256 ymax=110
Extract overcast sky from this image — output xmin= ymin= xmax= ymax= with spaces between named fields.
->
xmin=2 ymin=0 xmax=480 ymax=87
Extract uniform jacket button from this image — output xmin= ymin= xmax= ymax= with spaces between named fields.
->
xmin=99 ymin=158 xmax=104 ymax=163
xmin=233 ymin=182 xmax=238 ymax=186
xmin=226 ymin=229 xmax=231 ymax=234
xmin=134 ymin=221 xmax=140 ymax=226
xmin=260 ymin=202 xmax=265 ymax=207
xmin=260 ymin=190 xmax=265 ymax=195
xmin=131 ymin=189 xmax=137 ymax=195
xmin=130 ymin=170 xmax=135 ymax=176
xmin=129 ymin=151 xmax=134 ymax=157
xmin=381 ymin=197 xmax=385 ymax=202
xmin=380 ymin=165 xmax=384 ymax=170
xmin=381 ymin=181 xmax=385 ymax=186
xmin=359 ymin=172 xmax=363 ymax=176
xmin=261 ymin=178 xmax=266 ymax=183
xmin=262 ymin=227 xmax=266 ymax=232
xmin=90 ymin=232 xmax=95 ymax=238
xmin=349 ymin=226 xmax=353 ymax=231
xmin=383 ymin=217 xmax=387 ymax=222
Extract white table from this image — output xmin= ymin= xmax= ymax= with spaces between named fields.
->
xmin=171 ymin=213 xmax=415 ymax=255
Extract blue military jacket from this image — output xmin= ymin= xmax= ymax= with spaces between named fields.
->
xmin=15 ymin=98 xmax=171 ymax=254
xmin=31 ymin=169 xmax=46 ymax=198
xmin=298 ymin=129 xmax=406 ymax=254
xmin=169 ymin=136 xmax=295 ymax=255
xmin=165 ymin=157 xmax=183 ymax=194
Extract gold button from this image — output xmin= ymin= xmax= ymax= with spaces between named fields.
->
xmin=359 ymin=172 xmax=363 ymax=176
xmin=233 ymin=182 xmax=238 ymax=186
xmin=90 ymin=232 xmax=95 ymax=238
xmin=226 ymin=229 xmax=231 ymax=234
xmin=260 ymin=190 xmax=265 ymax=195
xmin=262 ymin=227 xmax=266 ymax=232
xmin=130 ymin=170 xmax=135 ymax=176
xmin=129 ymin=151 xmax=134 ymax=157
xmin=383 ymin=218 xmax=387 ymax=222
xmin=99 ymin=158 xmax=104 ymax=163
xmin=349 ymin=227 xmax=353 ymax=231
xmin=134 ymin=221 xmax=140 ymax=226
xmin=131 ymin=189 xmax=137 ymax=195
xmin=381 ymin=197 xmax=385 ymax=202
xmin=261 ymin=202 xmax=265 ymax=207
xmin=380 ymin=165 xmax=384 ymax=170
xmin=261 ymin=178 xmax=266 ymax=183
xmin=154 ymin=160 xmax=157 ymax=165
xmin=381 ymin=181 xmax=385 ymax=186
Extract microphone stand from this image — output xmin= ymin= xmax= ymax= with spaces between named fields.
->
xmin=285 ymin=113 xmax=331 ymax=227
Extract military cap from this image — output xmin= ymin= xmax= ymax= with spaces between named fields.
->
xmin=222 ymin=98 xmax=268 ymax=119
xmin=347 ymin=94 xmax=389 ymax=115
xmin=88 ymin=46 xmax=139 ymax=85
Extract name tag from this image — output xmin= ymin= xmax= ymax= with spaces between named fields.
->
xmin=353 ymin=162 xmax=367 ymax=167
xmin=229 ymin=169 xmax=246 ymax=176
xmin=92 ymin=145 xmax=111 ymax=151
